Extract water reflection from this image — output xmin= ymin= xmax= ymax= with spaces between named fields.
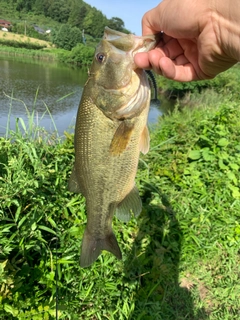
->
xmin=0 ymin=56 xmax=88 ymax=136
xmin=0 ymin=56 xmax=173 ymax=136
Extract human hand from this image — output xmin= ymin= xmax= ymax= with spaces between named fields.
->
xmin=134 ymin=0 xmax=240 ymax=81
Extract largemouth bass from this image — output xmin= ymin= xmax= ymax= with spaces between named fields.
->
xmin=68 ymin=27 xmax=158 ymax=268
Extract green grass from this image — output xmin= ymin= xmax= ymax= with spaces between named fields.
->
xmin=0 ymin=92 xmax=240 ymax=319
xmin=0 ymin=45 xmax=59 ymax=60
xmin=0 ymin=38 xmax=47 ymax=50
xmin=0 ymin=43 xmax=94 ymax=66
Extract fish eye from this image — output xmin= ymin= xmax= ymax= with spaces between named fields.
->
xmin=96 ymin=53 xmax=105 ymax=63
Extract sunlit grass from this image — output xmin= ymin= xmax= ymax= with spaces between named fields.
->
xmin=0 ymin=93 xmax=240 ymax=319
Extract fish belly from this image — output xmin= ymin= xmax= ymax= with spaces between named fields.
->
xmin=74 ymin=97 xmax=147 ymax=227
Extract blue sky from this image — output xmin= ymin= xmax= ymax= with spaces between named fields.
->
xmin=85 ymin=0 xmax=160 ymax=36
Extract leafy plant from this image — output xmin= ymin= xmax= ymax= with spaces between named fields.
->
xmin=0 ymin=89 xmax=240 ymax=319
xmin=51 ymin=24 xmax=83 ymax=51
xmin=65 ymin=43 xmax=95 ymax=66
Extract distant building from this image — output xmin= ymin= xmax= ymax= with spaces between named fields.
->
xmin=0 ymin=19 xmax=12 ymax=30
xmin=33 ymin=25 xmax=45 ymax=34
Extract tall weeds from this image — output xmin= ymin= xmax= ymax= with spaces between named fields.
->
xmin=3 ymin=90 xmax=59 ymax=141
xmin=0 ymin=91 xmax=240 ymax=319
xmin=0 ymin=102 xmax=75 ymax=319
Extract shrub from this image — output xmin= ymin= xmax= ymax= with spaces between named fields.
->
xmin=51 ymin=24 xmax=83 ymax=51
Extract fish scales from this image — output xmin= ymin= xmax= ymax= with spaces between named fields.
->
xmin=75 ymin=94 xmax=148 ymax=219
xmin=68 ymin=27 xmax=158 ymax=267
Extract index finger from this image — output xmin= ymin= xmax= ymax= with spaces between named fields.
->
xmin=141 ymin=6 xmax=163 ymax=36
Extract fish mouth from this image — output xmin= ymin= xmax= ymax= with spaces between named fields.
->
xmin=103 ymin=27 xmax=159 ymax=60
xmin=98 ymin=27 xmax=155 ymax=119
xmin=102 ymin=27 xmax=158 ymax=87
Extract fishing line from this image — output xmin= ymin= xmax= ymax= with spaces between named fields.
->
xmin=145 ymin=70 xmax=160 ymax=102
xmin=55 ymin=235 xmax=59 ymax=320
xmin=46 ymin=235 xmax=59 ymax=319
xmin=50 ymin=235 xmax=59 ymax=320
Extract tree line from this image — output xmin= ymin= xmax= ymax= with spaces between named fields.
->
xmin=4 ymin=0 xmax=130 ymax=38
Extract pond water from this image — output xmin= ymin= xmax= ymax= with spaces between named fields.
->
xmin=0 ymin=55 xmax=172 ymax=137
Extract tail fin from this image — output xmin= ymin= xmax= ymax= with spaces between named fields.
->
xmin=80 ymin=228 xmax=122 ymax=268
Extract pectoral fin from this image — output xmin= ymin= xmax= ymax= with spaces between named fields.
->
xmin=110 ymin=121 xmax=134 ymax=155
xmin=115 ymin=186 xmax=142 ymax=222
xmin=68 ymin=165 xmax=82 ymax=194
xmin=139 ymin=126 xmax=150 ymax=155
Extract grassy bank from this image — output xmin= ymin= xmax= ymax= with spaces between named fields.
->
xmin=0 ymin=42 xmax=95 ymax=67
xmin=0 ymin=90 xmax=239 ymax=319
xmin=0 ymin=31 xmax=95 ymax=65
xmin=0 ymin=43 xmax=94 ymax=65
xmin=0 ymin=31 xmax=51 ymax=48
xmin=0 ymin=31 xmax=61 ymax=61
xmin=0 ymin=45 xmax=60 ymax=61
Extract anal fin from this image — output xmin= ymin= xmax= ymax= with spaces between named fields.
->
xmin=115 ymin=186 xmax=142 ymax=222
xmin=68 ymin=165 xmax=82 ymax=194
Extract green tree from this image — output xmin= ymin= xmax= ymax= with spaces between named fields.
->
xmin=33 ymin=0 xmax=44 ymax=14
xmin=46 ymin=0 xmax=70 ymax=23
xmin=68 ymin=43 xmax=94 ymax=65
xmin=0 ymin=0 xmax=131 ymax=38
xmin=107 ymin=17 xmax=125 ymax=31
xmin=68 ymin=0 xmax=88 ymax=29
xmin=51 ymin=24 xmax=82 ymax=50
xmin=71 ymin=26 xmax=83 ymax=47
xmin=16 ymin=0 xmax=33 ymax=12
xmin=83 ymin=7 xmax=107 ymax=38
